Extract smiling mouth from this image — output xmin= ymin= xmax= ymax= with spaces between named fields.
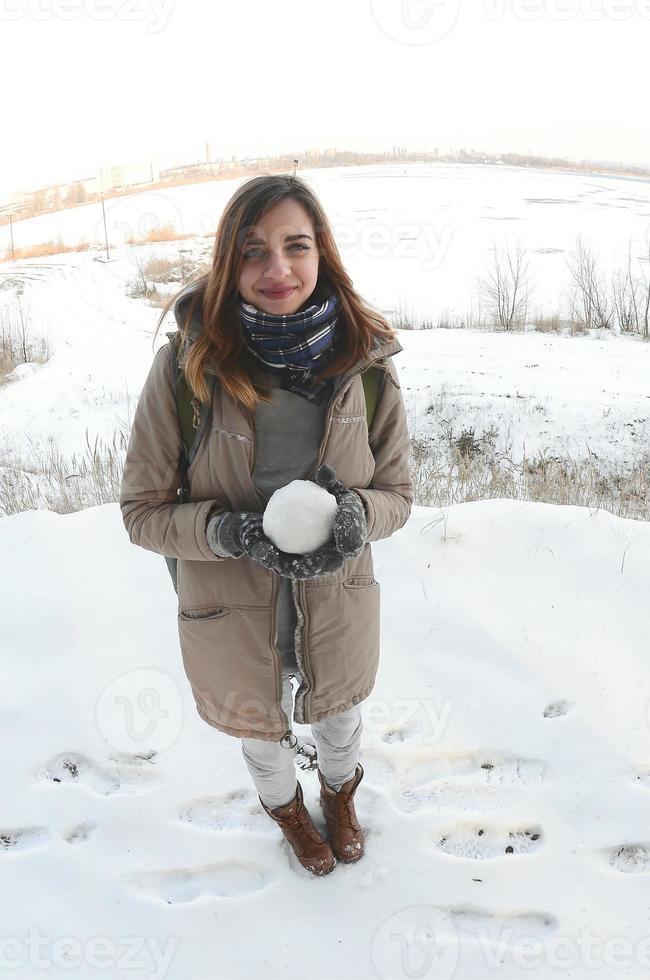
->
xmin=260 ymin=287 xmax=297 ymax=298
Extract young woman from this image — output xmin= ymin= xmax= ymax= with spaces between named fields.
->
xmin=119 ymin=174 xmax=413 ymax=877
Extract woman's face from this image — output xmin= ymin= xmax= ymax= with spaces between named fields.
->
xmin=236 ymin=197 xmax=321 ymax=315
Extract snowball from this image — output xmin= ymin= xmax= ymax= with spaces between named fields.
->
xmin=263 ymin=479 xmax=338 ymax=554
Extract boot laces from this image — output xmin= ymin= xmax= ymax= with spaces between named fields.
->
xmin=282 ymin=799 xmax=323 ymax=844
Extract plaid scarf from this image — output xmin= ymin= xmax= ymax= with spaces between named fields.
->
xmin=236 ymin=292 xmax=340 ymax=405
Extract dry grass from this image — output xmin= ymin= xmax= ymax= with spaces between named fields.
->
xmin=531 ymin=314 xmax=590 ymax=335
xmin=125 ymin=249 xmax=210 ymax=306
xmin=1 ymin=238 xmax=92 ymax=262
xmin=409 ymin=430 xmax=649 ymax=521
xmin=0 ymin=310 xmax=51 ymax=386
xmin=142 ymin=256 xmax=180 ymax=281
xmin=0 ymin=226 xmax=197 ymax=263
xmin=146 ymin=286 xmax=173 ymax=308
xmin=0 ymin=429 xmax=129 ymax=517
xmin=387 ymin=298 xmax=473 ymax=331
xmin=125 ymin=223 xmax=194 ymax=244
xmin=1 ymin=420 xmax=647 ymax=523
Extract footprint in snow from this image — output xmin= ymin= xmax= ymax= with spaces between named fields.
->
xmin=35 ymin=751 xmax=158 ymax=795
xmin=448 ymin=906 xmax=558 ymax=944
xmin=362 ymin=748 xmax=545 ymax=814
xmin=381 ymin=722 xmax=422 ymax=744
xmin=178 ymin=789 xmax=276 ymax=835
xmin=608 ymin=844 xmax=650 ymax=874
xmin=1 ymin=822 xmax=98 ymax=852
xmin=61 ymin=821 xmax=98 ymax=845
xmin=124 ymin=862 xmax=274 ymax=903
xmin=0 ymin=826 xmax=52 ymax=853
xmin=436 ymin=822 xmax=544 ymax=859
xmin=543 ymin=700 xmax=574 ymax=718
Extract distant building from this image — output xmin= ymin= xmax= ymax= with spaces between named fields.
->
xmin=99 ymin=160 xmax=156 ymax=193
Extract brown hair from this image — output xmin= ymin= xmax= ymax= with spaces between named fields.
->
xmin=153 ymin=173 xmax=397 ymax=413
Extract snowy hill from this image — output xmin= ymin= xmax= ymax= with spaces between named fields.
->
xmin=2 ymin=499 xmax=650 ymax=978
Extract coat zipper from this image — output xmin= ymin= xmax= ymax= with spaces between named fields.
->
xmin=292 ymin=359 xmax=387 ymax=722
xmin=247 ymin=355 xmax=389 ymax=735
xmin=269 ymin=573 xmax=296 ymax=747
xmin=248 ymin=397 xmax=296 ymax=746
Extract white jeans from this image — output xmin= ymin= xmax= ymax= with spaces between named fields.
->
xmin=241 ymin=666 xmax=363 ymax=809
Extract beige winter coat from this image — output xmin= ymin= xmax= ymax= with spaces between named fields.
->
xmin=119 ymin=323 xmax=413 ymax=742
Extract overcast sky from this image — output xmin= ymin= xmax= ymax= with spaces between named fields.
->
xmin=3 ymin=0 xmax=649 ymax=200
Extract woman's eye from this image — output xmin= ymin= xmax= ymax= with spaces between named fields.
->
xmin=243 ymin=243 xmax=310 ymax=259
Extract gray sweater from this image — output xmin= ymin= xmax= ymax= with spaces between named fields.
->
xmin=208 ymin=372 xmax=336 ymax=672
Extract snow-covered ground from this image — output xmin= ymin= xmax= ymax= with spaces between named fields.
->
xmin=2 ymin=164 xmax=650 ymax=979
xmin=398 ymin=326 xmax=650 ymax=468
xmin=0 ymin=243 xmax=648 ymax=472
xmin=2 ymin=500 xmax=650 ymax=979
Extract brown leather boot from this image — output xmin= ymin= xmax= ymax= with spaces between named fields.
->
xmin=259 ymin=780 xmax=336 ymax=876
xmin=317 ymin=763 xmax=365 ymax=863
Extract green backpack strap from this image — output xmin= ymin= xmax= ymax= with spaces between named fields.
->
xmin=173 ymin=333 xmax=384 ymax=453
xmin=167 ymin=332 xmax=201 ymax=506
xmin=167 ymin=331 xmax=200 ymax=457
xmin=361 ymin=364 xmax=383 ymax=431
xmin=176 ymin=369 xmax=199 ymax=456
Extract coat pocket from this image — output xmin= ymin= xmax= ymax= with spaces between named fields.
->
xmin=179 ymin=605 xmax=230 ymax=621
xmin=343 ymin=576 xmax=379 ymax=589
xmin=176 ymin=604 xmax=282 ymax=737
xmin=304 ymin=577 xmax=380 ymax=715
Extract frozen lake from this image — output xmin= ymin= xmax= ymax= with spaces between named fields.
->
xmin=4 ymin=162 xmax=650 ymax=324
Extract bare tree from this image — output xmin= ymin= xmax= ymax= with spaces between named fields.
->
xmin=477 ymin=239 xmax=532 ymax=330
xmin=566 ymin=235 xmax=613 ymax=330
xmin=127 ymin=253 xmax=154 ymax=299
xmin=609 ymin=234 xmax=650 ymax=338
xmin=612 ymin=241 xmax=640 ymax=334
xmin=639 ymin=233 xmax=650 ymax=339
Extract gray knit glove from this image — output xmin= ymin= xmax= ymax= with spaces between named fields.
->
xmin=266 ymin=539 xmax=348 ymax=580
xmin=207 ymin=511 xmax=280 ymax=569
xmin=314 ymin=463 xmax=368 ymax=559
